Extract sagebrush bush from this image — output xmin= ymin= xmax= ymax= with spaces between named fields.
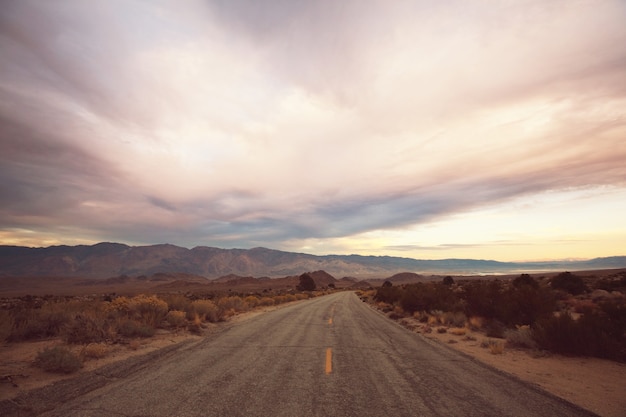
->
xmin=441 ymin=311 xmax=467 ymax=327
xmin=533 ymin=303 xmax=626 ymax=362
xmin=550 ymin=272 xmax=588 ymax=295
xmin=258 ymin=297 xmax=275 ymax=307
xmin=129 ymin=295 xmax=168 ymax=328
xmin=160 ymin=294 xmax=191 ymax=312
xmin=166 ymin=310 xmax=187 ymax=328
xmin=117 ymin=319 xmax=155 ymax=338
xmin=191 ymin=299 xmax=220 ymax=322
xmin=217 ymin=296 xmax=247 ymax=314
xmin=64 ymin=313 xmax=109 ymax=344
xmin=35 ymin=346 xmax=82 ymax=373
xmin=484 ymin=319 xmax=506 ymax=338
xmin=504 ymin=326 xmax=537 ymax=349
xmin=8 ymin=305 xmax=71 ymax=341
xmin=244 ymin=296 xmax=259 ymax=308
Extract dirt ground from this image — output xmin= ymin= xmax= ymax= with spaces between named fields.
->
xmin=398 ymin=317 xmax=626 ymax=417
xmin=2 ymin=302 xmax=625 ymax=417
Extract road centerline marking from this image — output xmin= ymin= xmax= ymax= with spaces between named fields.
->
xmin=325 ymin=348 xmax=332 ymax=374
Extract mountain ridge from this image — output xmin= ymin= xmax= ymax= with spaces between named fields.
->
xmin=0 ymin=243 xmax=624 ymax=279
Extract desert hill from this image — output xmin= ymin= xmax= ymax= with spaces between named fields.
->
xmin=0 ymin=243 xmax=625 ymax=279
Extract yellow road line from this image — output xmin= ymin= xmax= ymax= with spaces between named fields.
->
xmin=325 ymin=348 xmax=332 ymax=374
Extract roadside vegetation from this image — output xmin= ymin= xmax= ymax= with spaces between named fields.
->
xmin=360 ymin=271 xmax=626 ymax=362
xmin=0 ymin=289 xmax=322 ymax=374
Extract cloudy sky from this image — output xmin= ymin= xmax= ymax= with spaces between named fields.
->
xmin=1 ymin=0 xmax=625 ymax=261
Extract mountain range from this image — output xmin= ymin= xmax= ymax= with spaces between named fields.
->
xmin=1 ymin=243 xmax=624 ymax=279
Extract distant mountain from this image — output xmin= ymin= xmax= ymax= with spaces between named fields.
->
xmin=0 ymin=243 xmax=624 ymax=279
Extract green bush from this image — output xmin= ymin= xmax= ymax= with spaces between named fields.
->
xmin=34 ymin=346 xmax=82 ymax=373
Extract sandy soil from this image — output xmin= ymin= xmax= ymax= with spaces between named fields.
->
xmin=2 ymin=301 xmax=625 ymax=417
xmin=396 ymin=316 xmax=626 ymax=417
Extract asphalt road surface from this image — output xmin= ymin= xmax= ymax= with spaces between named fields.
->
xmin=12 ymin=292 xmax=598 ymax=416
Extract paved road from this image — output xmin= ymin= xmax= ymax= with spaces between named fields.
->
xmin=20 ymin=292 xmax=597 ymax=416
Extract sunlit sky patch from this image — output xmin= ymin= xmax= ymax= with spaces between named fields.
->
xmin=1 ymin=0 xmax=625 ymax=261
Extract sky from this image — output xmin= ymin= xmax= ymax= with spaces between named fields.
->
xmin=1 ymin=0 xmax=625 ymax=262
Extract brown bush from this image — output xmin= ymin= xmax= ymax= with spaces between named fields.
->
xmin=34 ymin=346 xmax=82 ymax=373
xmin=191 ymin=299 xmax=220 ymax=322
xmin=64 ymin=313 xmax=110 ymax=344
xmin=166 ymin=310 xmax=187 ymax=328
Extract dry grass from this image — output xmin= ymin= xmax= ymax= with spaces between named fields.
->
xmin=449 ymin=327 xmax=467 ymax=336
xmin=81 ymin=343 xmax=110 ymax=359
xmin=482 ymin=339 xmax=505 ymax=355
xmin=467 ymin=316 xmax=484 ymax=330
xmin=504 ymin=325 xmax=537 ymax=349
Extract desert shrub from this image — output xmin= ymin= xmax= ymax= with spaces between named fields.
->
xmin=594 ymin=273 xmax=626 ymax=292
xmin=467 ymin=316 xmax=484 ymax=330
xmin=504 ymin=326 xmax=537 ymax=349
xmin=81 ymin=343 xmax=109 ymax=359
xmin=499 ymin=285 xmax=556 ymax=326
xmin=190 ymin=299 xmax=220 ymax=322
xmin=295 ymin=293 xmax=310 ymax=300
xmin=258 ymin=297 xmax=275 ymax=306
xmin=166 ymin=310 xmax=187 ymax=328
xmin=442 ymin=276 xmax=455 ymax=286
xmin=117 ymin=319 xmax=155 ymax=338
xmin=217 ymin=296 xmax=247 ymax=313
xmin=463 ymin=280 xmax=503 ymax=320
xmin=399 ymin=283 xmax=459 ymax=314
xmin=34 ymin=346 xmax=82 ymax=373
xmin=484 ymin=339 xmax=504 ymax=354
xmin=187 ymin=314 xmax=203 ymax=335
xmin=129 ymin=295 xmax=168 ymax=328
xmin=8 ymin=305 xmax=72 ymax=341
xmin=374 ymin=285 xmax=402 ymax=304
xmin=550 ymin=272 xmax=588 ymax=295
xmin=244 ymin=295 xmax=259 ymax=308
xmin=283 ymin=294 xmax=297 ymax=302
xmin=512 ymin=274 xmax=539 ymax=289
xmin=64 ymin=314 xmax=109 ymax=344
xmin=484 ymin=319 xmax=506 ymax=338
xmin=533 ymin=306 xmax=625 ymax=362
xmin=106 ymin=296 xmax=132 ymax=315
xmin=441 ymin=311 xmax=467 ymax=327
xmin=160 ymin=294 xmax=192 ymax=312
